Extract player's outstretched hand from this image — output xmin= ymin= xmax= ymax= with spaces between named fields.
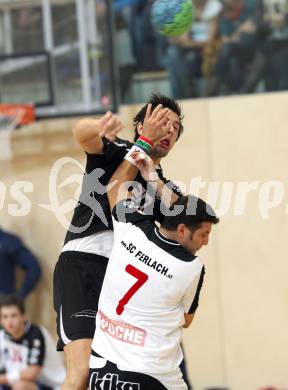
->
xmin=141 ymin=104 xmax=171 ymax=142
xmin=98 ymin=111 xmax=123 ymax=142
xmin=133 ymin=152 xmax=159 ymax=183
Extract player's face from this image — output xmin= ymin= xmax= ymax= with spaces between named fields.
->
xmin=180 ymin=222 xmax=212 ymax=255
xmin=151 ymin=110 xmax=181 ymax=160
xmin=0 ymin=306 xmax=25 ymax=338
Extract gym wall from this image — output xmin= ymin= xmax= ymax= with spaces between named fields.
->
xmin=1 ymin=92 xmax=287 ymax=390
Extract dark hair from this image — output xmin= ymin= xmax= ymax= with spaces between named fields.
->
xmin=133 ymin=93 xmax=184 ymax=142
xmin=0 ymin=294 xmax=25 ymax=314
xmin=161 ymin=195 xmax=219 ymax=231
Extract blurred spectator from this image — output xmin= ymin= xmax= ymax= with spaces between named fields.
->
xmin=0 ymin=228 xmax=41 ymax=299
xmin=115 ymin=14 xmax=136 ymax=102
xmin=130 ymin=0 xmax=163 ymax=71
xmin=114 ymin=2 xmax=137 ymax=102
xmin=207 ymin=0 xmax=267 ymax=96
xmin=166 ymin=0 xmax=223 ymax=99
xmin=0 ymin=294 xmax=65 ymax=390
xmin=264 ymin=0 xmax=288 ymax=91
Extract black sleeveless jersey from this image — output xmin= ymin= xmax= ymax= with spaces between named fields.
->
xmin=64 ymin=137 xmax=182 ymax=244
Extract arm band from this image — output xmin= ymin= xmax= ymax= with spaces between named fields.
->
xmin=138 ymin=135 xmax=154 ymax=148
xmin=135 ymin=139 xmax=152 ymax=154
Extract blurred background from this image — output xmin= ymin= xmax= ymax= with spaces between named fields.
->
xmin=0 ymin=1 xmax=287 ymax=390
xmin=0 ymin=0 xmax=288 ymax=115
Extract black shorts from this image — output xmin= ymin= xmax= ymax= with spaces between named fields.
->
xmin=89 ymin=356 xmax=167 ymax=390
xmin=53 ymin=250 xmax=108 ymax=351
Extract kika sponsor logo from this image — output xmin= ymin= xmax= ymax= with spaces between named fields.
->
xmin=90 ymin=372 xmax=140 ymax=390
xmin=99 ymin=311 xmax=146 ymax=347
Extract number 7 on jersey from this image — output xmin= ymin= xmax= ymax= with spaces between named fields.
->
xmin=116 ymin=264 xmax=148 ymax=315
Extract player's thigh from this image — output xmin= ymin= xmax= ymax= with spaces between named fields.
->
xmin=53 ymin=251 xmax=108 ymax=351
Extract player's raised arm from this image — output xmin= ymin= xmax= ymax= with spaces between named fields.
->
xmin=107 ymin=104 xmax=171 ymax=210
xmin=72 ymin=111 xmax=123 ymax=154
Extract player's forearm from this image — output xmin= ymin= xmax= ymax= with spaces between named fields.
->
xmin=72 ymin=118 xmax=102 ymax=147
xmin=108 ymin=160 xmax=139 ymax=209
xmin=155 ymin=179 xmax=179 ymax=207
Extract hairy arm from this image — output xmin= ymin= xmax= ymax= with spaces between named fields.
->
xmin=108 ymin=160 xmax=139 ymax=211
xmin=154 ymin=178 xmax=179 ymax=206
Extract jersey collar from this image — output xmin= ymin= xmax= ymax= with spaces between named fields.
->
xmin=154 ymin=228 xmax=180 ymax=246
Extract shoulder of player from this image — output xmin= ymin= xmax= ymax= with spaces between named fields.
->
xmin=112 ymin=204 xmax=155 ymax=235
xmin=102 ymin=136 xmax=132 ymax=151
xmin=166 ymin=245 xmax=201 ymax=264
xmin=85 ymin=137 xmax=132 ymax=157
xmin=151 ymin=230 xmax=203 ymax=264
xmin=125 ymin=223 xmax=200 ymax=265
xmin=113 ymin=137 xmax=133 ymax=148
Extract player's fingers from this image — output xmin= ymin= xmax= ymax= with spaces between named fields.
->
xmin=99 ymin=111 xmax=112 ymax=125
xmin=156 ymin=110 xmax=170 ymax=126
xmin=112 ymin=123 xmax=123 ymax=135
xmin=134 ymin=157 xmax=147 ymax=171
xmin=98 ymin=112 xmax=113 ymax=135
xmin=105 ymin=116 xmax=118 ymax=131
xmin=100 ymin=116 xmax=118 ymax=137
xmin=166 ymin=120 xmax=173 ymax=130
xmin=135 ymin=152 xmax=147 ymax=162
xmin=108 ymin=122 xmax=123 ymax=139
xmin=144 ymin=103 xmax=152 ymax=121
xmin=150 ymin=104 xmax=163 ymax=119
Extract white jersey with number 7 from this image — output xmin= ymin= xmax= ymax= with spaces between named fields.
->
xmin=92 ymin=199 xmax=205 ymax=374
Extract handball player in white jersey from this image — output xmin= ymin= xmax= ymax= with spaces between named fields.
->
xmin=89 ymin=144 xmax=219 ymax=389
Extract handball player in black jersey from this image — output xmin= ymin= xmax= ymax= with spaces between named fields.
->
xmin=53 ymin=94 xmax=187 ymax=390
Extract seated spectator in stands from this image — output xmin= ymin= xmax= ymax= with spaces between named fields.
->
xmin=0 ymin=295 xmax=65 ymax=390
xmin=0 ymin=228 xmax=41 ymax=299
xmin=264 ymin=1 xmax=288 ymax=91
xmin=166 ymin=0 xmax=222 ymax=99
xmin=207 ymin=0 xmax=266 ymax=96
